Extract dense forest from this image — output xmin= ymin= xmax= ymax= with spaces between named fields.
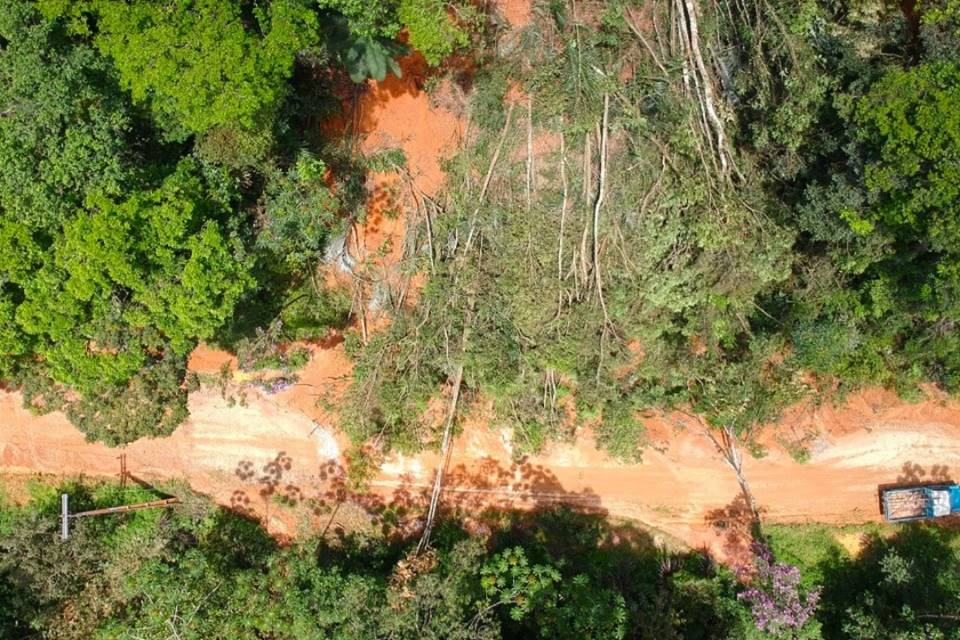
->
xmin=2 ymin=478 xmax=959 ymax=639
xmin=0 ymin=0 xmax=478 ymax=445
xmin=1 ymin=0 xmax=960 ymax=637
xmin=0 ymin=0 xmax=957 ymax=455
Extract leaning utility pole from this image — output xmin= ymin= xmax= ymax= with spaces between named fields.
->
xmin=59 ymin=494 xmax=180 ymax=540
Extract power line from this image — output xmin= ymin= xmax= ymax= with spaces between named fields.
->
xmin=60 ymin=494 xmax=180 ymax=541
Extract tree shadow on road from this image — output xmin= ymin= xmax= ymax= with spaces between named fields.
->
xmin=704 ymin=494 xmax=765 ymax=567
xmin=896 ymin=461 xmax=952 ymax=484
xmin=227 ymin=450 xmax=603 ymax=544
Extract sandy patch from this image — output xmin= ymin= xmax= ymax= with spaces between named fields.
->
xmin=495 ymin=0 xmax=532 ymax=28
xmin=835 ymin=531 xmax=866 ymax=558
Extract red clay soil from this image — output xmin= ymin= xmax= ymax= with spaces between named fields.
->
xmin=494 ymin=0 xmax=532 ymax=28
xmin=5 ymin=383 xmax=960 ymax=561
xmin=6 ymin=5 xmax=960 ymax=564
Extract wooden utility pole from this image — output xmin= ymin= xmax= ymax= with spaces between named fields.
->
xmin=60 ymin=494 xmax=180 ymax=540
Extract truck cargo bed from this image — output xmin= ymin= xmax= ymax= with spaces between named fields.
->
xmin=881 ymin=484 xmax=960 ymax=522
xmin=883 ymin=489 xmax=929 ymax=520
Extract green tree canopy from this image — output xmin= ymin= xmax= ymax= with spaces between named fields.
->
xmin=92 ymin=0 xmax=319 ymax=139
xmin=1 ymin=161 xmax=252 ymax=443
xmin=0 ymin=0 xmax=135 ymax=232
xmin=853 ymin=61 xmax=960 ymax=252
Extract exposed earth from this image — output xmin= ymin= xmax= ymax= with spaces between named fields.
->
xmin=4 ymin=375 xmax=960 ymax=563
xmin=4 ymin=0 xmax=960 ymax=566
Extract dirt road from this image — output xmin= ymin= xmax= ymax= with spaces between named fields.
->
xmin=4 ymin=374 xmax=960 ymax=560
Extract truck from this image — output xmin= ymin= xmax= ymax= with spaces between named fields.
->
xmin=881 ymin=484 xmax=960 ymax=522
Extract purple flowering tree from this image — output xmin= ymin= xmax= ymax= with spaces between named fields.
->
xmin=739 ymin=542 xmax=822 ymax=638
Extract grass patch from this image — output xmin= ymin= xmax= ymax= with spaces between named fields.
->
xmin=765 ymin=522 xmax=903 ymax=586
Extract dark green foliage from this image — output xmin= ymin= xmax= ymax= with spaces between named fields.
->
xmin=488 ymin=509 xmax=750 ymax=640
xmin=64 ymin=353 xmax=189 ymax=446
xmin=0 ymin=479 xmax=197 ymax=639
xmin=791 ymin=58 xmax=960 ymax=394
xmin=0 ymin=0 xmax=137 ymax=232
xmin=316 ymin=0 xmax=402 ymax=39
xmin=7 ymin=480 xmax=960 ymax=640
xmin=854 ymin=62 xmax=960 ymax=250
xmin=483 ymin=544 xmax=629 ymax=639
xmin=768 ymin=523 xmax=960 ymax=640
xmin=257 ymin=152 xmax=342 ymax=271
xmin=0 ymin=480 xmax=759 ymax=640
xmin=318 ymin=0 xmax=472 ymax=74
xmin=234 ymin=319 xmax=313 ymax=372
xmin=324 ymin=14 xmax=406 ymax=82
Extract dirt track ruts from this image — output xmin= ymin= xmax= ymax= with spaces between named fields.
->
xmin=4 ymin=380 xmax=960 ymax=561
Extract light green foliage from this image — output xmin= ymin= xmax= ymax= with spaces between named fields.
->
xmin=481 ymin=545 xmax=627 ymax=639
xmin=791 ymin=319 xmax=863 ymax=379
xmin=1 ymin=0 xmax=448 ymax=445
xmin=689 ymin=336 xmax=804 ymax=435
xmin=3 ymin=160 xmax=252 ymax=443
xmin=481 ymin=547 xmax=562 ymax=620
xmin=0 ymin=0 xmax=135 ymax=231
xmin=340 ymin=325 xmax=442 ymax=452
xmin=16 ymin=161 xmax=251 ymax=378
xmin=924 ymin=0 xmax=960 ymax=34
xmin=93 ymin=0 xmax=318 ymax=138
xmin=340 ymin=0 xmax=960 ymax=459
xmin=142 ymin=220 xmax=252 ymax=352
xmin=398 ymin=0 xmax=470 ymax=65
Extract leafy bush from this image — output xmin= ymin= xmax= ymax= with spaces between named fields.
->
xmin=0 ymin=482 xmax=760 ymax=640
xmin=3 ymin=160 xmax=252 ymax=444
xmin=235 ymin=319 xmax=313 ymax=372
xmin=325 ymin=14 xmax=407 ymax=82
xmin=257 ymin=152 xmax=341 ymax=271
xmin=399 ymin=0 xmax=471 ymax=65
xmin=65 ymin=354 xmax=189 ymax=446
